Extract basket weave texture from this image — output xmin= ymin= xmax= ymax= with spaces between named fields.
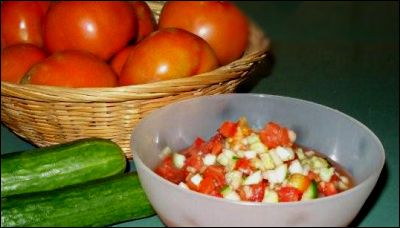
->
xmin=1 ymin=1 xmax=270 ymax=159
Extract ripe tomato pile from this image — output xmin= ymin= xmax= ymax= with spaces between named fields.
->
xmin=1 ymin=1 xmax=249 ymax=88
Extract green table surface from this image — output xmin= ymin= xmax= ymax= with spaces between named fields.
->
xmin=1 ymin=1 xmax=398 ymax=227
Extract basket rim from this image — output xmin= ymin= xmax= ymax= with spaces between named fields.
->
xmin=1 ymin=6 xmax=271 ymax=102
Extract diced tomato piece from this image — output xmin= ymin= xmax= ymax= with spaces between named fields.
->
xmin=202 ymin=134 xmax=224 ymax=155
xmin=203 ymin=165 xmax=226 ymax=187
xmin=182 ymin=137 xmax=205 ymax=157
xmin=185 ymin=174 xmax=200 ymax=191
xmin=277 ymin=187 xmax=302 ymax=202
xmin=248 ymin=181 xmax=267 ymax=202
xmin=288 ymin=173 xmax=311 ymax=193
xmin=155 ymin=156 xmax=186 ymax=184
xmin=194 ymin=137 xmax=205 ymax=147
xmin=318 ymin=181 xmax=338 ymax=196
xmin=307 ymin=171 xmax=321 ymax=182
xmin=330 ymin=174 xmax=340 ymax=183
xmin=198 ymin=176 xmax=216 ymax=195
xmin=184 ymin=154 xmax=204 ymax=172
xmin=219 ymin=121 xmax=238 ymax=138
xmin=259 ymin=122 xmax=292 ymax=148
xmin=234 ymin=158 xmax=253 ymax=175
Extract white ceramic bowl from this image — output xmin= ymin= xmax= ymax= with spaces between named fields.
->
xmin=131 ymin=94 xmax=385 ymax=227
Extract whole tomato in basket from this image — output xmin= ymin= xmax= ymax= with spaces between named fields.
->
xmin=1 ymin=43 xmax=48 ymax=83
xmin=21 ymin=50 xmax=118 ymax=88
xmin=119 ymin=28 xmax=219 ymax=86
xmin=43 ymin=1 xmax=137 ymax=60
xmin=1 ymin=1 xmax=47 ymax=48
xmin=130 ymin=1 xmax=157 ymax=42
xmin=158 ymin=1 xmax=249 ymax=65
xmin=110 ymin=45 xmax=136 ymax=75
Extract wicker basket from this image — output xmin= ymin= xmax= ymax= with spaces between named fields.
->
xmin=1 ymin=1 xmax=270 ymax=159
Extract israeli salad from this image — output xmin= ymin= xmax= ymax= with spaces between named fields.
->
xmin=155 ymin=117 xmax=353 ymax=203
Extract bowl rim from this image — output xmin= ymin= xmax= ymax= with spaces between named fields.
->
xmin=132 ymin=93 xmax=386 ymax=207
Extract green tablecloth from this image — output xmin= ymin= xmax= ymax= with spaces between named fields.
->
xmin=1 ymin=2 xmax=398 ymax=227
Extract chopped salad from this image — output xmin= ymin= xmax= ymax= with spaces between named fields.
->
xmin=155 ymin=117 xmax=353 ymax=203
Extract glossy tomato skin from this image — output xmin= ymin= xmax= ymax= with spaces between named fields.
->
xmin=22 ymin=50 xmax=117 ymax=88
xmin=1 ymin=1 xmax=46 ymax=48
xmin=119 ymin=28 xmax=219 ymax=86
xmin=1 ymin=43 xmax=48 ymax=83
xmin=131 ymin=1 xmax=156 ymax=42
xmin=110 ymin=45 xmax=136 ymax=76
xmin=43 ymin=1 xmax=137 ymax=60
xmin=158 ymin=1 xmax=249 ymax=65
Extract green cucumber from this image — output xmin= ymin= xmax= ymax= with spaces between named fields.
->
xmin=1 ymin=138 xmax=126 ymax=197
xmin=1 ymin=173 xmax=155 ymax=227
xmin=302 ymin=181 xmax=318 ymax=200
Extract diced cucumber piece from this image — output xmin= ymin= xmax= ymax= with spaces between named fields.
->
xmin=296 ymin=148 xmax=305 ymax=160
xmin=173 ymin=153 xmax=186 ymax=169
xmin=243 ymin=170 xmax=262 ymax=185
xmin=269 ymin=149 xmax=283 ymax=166
xmin=221 ymin=186 xmax=241 ymax=201
xmin=302 ymin=181 xmax=318 ymax=200
xmin=246 ymin=133 xmax=261 ymax=144
xmin=260 ymin=153 xmax=275 ymax=170
xmin=263 ymin=190 xmax=279 ymax=203
xmin=160 ymin=146 xmax=173 ymax=159
xmin=251 ymin=157 xmax=263 ymax=170
xmin=225 ymin=171 xmax=242 ymax=190
xmin=311 ymin=156 xmax=329 ymax=169
xmin=250 ymin=142 xmax=267 ymax=153
xmin=319 ymin=167 xmax=335 ymax=182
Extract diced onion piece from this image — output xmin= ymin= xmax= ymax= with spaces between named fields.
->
xmin=190 ymin=174 xmax=203 ymax=186
xmin=203 ymin=154 xmax=217 ymax=166
xmin=275 ymin=146 xmax=295 ymax=161
xmin=243 ymin=170 xmax=262 ymax=185
xmin=173 ymin=153 xmax=186 ymax=169
xmin=288 ymin=130 xmax=297 ymax=142
xmin=178 ymin=182 xmax=189 ymax=189
xmin=263 ymin=164 xmax=287 ymax=184
xmin=243 ymin=150 xmax=257 ymax=159
xmin=288 ymin=159 xmax=303 ymax=174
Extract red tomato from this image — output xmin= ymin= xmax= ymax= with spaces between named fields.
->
xmin=184 ymin=154 xmax=204 ymax=173
xmin=110 ymin=45 xmax=136 ymax=75
xmin=288 ymin=173 xmax=311 ymax=193
xmin=119 ymin=28 xmax=219 ymax=85
xmin=203 ymin=165 xmax=226 ymax=187
xmin=235 ymin=158 xmax=253 ymax=175
xmin=1 ymin=44 xmax=47 ymax=83
xmin=318 ymin=181 xmax=338 ymax=196
xmin=248 ymin=182 xmax=267 ymax=202
xmin=44 ymin=1 xmax=136 ymax=60
xmin=219 ymin=121 xmax=238 ymax=138
xmin=131 ymin=1 xmax=156 ymax=42
xmin=158 ymin=1 xmax=249 ymax=65
xmin=22 ymin=50 xmax=118 ymax=88
xmin=278 ymin=187 xmax=302 ymax=202
xmin=182 ymin=137 xmax=205 ymax=158
xmin=155 ymin=156 xmax=186 ymax=184
xmin=198 ymin=176 xmax=216 ymax=195
xmin=259 ymin=122 xmax=292 ymax=148
xmin=36 ymin=1 xmax=51 ymax=14
xmin=1 ymin=1 xmax=46 ymax=48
